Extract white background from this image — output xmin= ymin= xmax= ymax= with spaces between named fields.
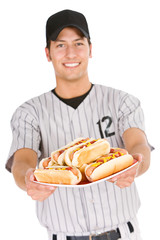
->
xmin=0 ymin=0 xmax=160 ymax=239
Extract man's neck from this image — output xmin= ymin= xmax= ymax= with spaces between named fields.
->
xmin=55 ymin=77 xmax=92 ymax=99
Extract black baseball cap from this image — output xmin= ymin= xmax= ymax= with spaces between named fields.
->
xmin=46 ymin=9 xmax=90 ymax=44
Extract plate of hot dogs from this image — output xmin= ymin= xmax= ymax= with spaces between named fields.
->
xmin=34 ymin=137 xmax=138 ymax=188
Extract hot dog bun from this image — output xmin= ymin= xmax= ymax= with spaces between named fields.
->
xmin=39 ymin=157 xmax=57 ymax=169
xmin=34 ymin=166 xmax=82 ymax=185
xmin=51 ymin=138 xmax=89 ymax=165
xmin=85 ymin=154 xmax=134 ymax=182
xmin=78 ymin=164 xmax=88 ymax=182
xmin=65 ymin=138 xmax=110 ymax=167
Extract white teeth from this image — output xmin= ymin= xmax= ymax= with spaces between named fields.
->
xmin=64 ymin=63 xmax=80 ymax=67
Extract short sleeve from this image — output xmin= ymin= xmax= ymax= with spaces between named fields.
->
xmin=118 ymin=93 xmax=145 ymax=137
xmin=5 ymin=107 xmax=41 ymax=172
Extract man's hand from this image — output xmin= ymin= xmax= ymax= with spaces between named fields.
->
xmin=25 ymin=168 xmax=57 ymax=201
xmin=108 ymin=154 xmax=142 ymax=188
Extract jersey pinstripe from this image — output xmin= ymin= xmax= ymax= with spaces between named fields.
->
xmin=6 ymin=84 xmax=145 ymax=239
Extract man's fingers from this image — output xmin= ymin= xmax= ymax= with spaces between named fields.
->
xmin=35 ymin=183 xmax=56 ymax=191
xmin=132 ymin=153 xmax=143 ymax=163
xmin=26 ymin=180 xmax=57 ymax=201
xmin=25 ymin=168 xmax=36 ymax=182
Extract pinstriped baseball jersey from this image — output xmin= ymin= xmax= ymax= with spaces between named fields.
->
xmin=6 ymin=84 xmax=145 ymax=239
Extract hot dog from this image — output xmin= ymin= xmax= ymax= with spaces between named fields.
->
xmin=78 ymin=164 xmax=88 ymax=182
xmin=34 ymin=166 xmax=82 ymax=185
xmin=64 ymin=138 xmax=110 ymax=167
xmin=51 ymin=137 xmax=90 ymax=165
xmin=85 ymin=148 xmax=134 ymax=182
xmin=39 ymin=157 xmax=53 ymax=169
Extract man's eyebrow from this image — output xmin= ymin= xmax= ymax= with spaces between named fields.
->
xmin=54 ymin=39 xmax=66 ymax=42
xmin=74 ymin=38 xmax=85 ymax=41
xmin=55 ymin=38 xmax=84 ymax=42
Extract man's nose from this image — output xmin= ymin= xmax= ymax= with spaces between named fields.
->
xmin=65 ymin=46 xmax=77 ymax=58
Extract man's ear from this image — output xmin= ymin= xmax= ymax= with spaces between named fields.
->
xmin=45 ymin=47 xmax=51 ymax=62
xmin=89 ymin=43 xmax=92 ymax=58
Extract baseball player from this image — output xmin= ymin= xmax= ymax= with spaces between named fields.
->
xmin=6 ymin=9 xmax=151 ymax=240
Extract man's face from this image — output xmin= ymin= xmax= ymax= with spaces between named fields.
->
xmin=45 ymin=27 xmax=92 ymax=83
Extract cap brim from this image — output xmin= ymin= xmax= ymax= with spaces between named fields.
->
xmin=49 ymin=24 xmax=90 ymax=41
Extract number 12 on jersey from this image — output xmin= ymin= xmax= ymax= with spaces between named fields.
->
xmin=97 ymin=116 xmax=115 ymax=138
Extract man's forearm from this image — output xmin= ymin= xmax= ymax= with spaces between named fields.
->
xmin=12 ymin=161 xmax=32 ymax=191
xmin=11 ymin=149 xmax=37 ymax=191
xmin=123 ymin=128 xmax=151 ymax=177
xmin=129 ymin=143 xmax=151 ymax=177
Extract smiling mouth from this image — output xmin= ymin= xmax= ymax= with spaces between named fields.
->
xmin=63 ymin=63 xmax=80 ymax=68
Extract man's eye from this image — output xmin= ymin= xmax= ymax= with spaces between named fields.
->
xmin=76 ymin=42 xmax=83 ymax=46
xmin=57 ymin=44 xmax=64 ymax=48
